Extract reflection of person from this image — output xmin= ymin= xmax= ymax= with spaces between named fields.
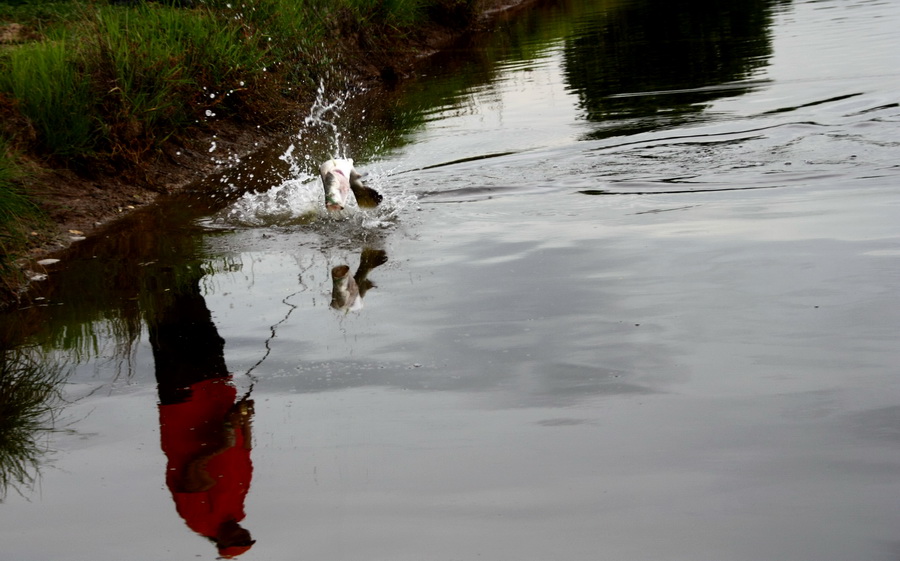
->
xmin=331 ymin=248 xmax=388 ymax=312
xmin=159 ymin=382 xmax=255 ymax=558
xmin=149 ymin=266 xmax=255 ymax=558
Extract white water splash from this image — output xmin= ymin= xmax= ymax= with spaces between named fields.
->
xmin=217 ymin=82 xmax=418 ymax=230
xmin=224 ymin=176 xmax=321 ymax=227
xmin=302 ymin=79 xmax=351 ymax=160
xmin=222 ymin=169 xmax=416 ymax=231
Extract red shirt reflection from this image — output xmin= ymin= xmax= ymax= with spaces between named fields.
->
xmin=159 ymin=377 xmax=254 ymax=558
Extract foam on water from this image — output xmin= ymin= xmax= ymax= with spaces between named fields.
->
xmin=222 ymin=171 xmax=414 ymax=234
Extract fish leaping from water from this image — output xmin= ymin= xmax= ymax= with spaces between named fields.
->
xmin=319 ymin=158 xmax=383 ymax=211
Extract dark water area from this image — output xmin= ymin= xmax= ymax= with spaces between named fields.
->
xmin=3 ymin=0 xmax=900 ymax=559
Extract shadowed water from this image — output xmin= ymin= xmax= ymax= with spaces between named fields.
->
xmin=3 ymin=0 xmax=900 ymax=559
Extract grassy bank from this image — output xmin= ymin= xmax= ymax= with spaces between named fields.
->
xmin=0 ymin=0 xmax=479 ymax=302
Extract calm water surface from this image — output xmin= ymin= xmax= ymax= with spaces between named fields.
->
xmin=3 ymin=0 xmax=900 ymax=559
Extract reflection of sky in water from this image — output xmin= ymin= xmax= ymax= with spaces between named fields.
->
xmin=765 ymin=0 xmax=900 ymax=84
xmin=408 ymin=49 xmax=582 ymax=170
xmin=196 ymin=173 xmax=900 ymax=421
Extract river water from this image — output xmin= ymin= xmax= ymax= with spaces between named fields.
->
xmin=3 ymin=0 xmax=900 ymax=559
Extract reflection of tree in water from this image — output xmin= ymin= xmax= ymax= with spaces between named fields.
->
xmin=563 ymin=0 xmax=787 ymax=135
xmin=0 ymin=348 xmax=67 ymax=500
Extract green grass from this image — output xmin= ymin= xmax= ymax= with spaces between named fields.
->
xmin=0 ymin=147 xmax=34 ymax=239
xmin=0 ymin=1 xmax=85 ymax=40
xmin=0 ymin=0 xmax=479 ymax=160
xmin=90 ymin=4 xmax=260 ymax=156
xmin=0 ymin=139 xmax=44 ymax=287
xmin=0 ymin=39 xmax=96 ymax=156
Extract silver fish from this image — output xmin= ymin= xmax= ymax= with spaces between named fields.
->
xmin=319 ymin=158 xmax=383 ymax=211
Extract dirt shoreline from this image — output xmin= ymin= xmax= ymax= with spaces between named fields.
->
xmin=16 ymin=0 xmax=533 ymax=264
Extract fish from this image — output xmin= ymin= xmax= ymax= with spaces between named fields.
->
xmin=330 ymin=248 xmax=388 ymax=312
xmin=319 ymin=158 xmax=383 ymax=211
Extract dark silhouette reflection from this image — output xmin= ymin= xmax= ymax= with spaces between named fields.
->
xmin=148 ymin=264 xmax=255 ymax=559
xmin=563 ymin=0 xmax=786 ymax=136
xmin=330 ymin=248 xmax=388 ymax=312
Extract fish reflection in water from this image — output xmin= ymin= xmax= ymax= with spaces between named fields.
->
xmin=331 ymin=248 xmax=388 ymax=312
xmin=148 ymin=264 xmax=256 ymax=558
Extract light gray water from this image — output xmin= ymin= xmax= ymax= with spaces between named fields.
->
xmin=2 ymin=0 xmax=900 ymax=559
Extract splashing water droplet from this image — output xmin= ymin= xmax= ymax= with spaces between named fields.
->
xmin=215 ymin=82 xmax=417 ymax=230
